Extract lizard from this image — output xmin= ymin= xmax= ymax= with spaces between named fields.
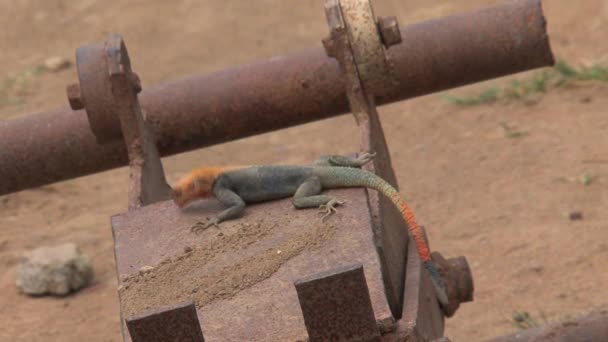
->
xmin=170 ymin=152 xmax=449 ymax=306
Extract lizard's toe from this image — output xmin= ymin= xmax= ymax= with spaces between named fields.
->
xmin=318 ymin=199 xmax=345 ymax=221
xmin=357 ymin=151 xmax=377 ymax=164
xmin=190 ymin=217 xmax=220 ymax=235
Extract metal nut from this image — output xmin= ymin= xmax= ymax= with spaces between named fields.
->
xmin=431 ymin=252 xmax=474 ymax=317
xmin=377 ymin=16 xmax=401 ymax=48
xmin=66 ymin=83 xmax=84 ymax=110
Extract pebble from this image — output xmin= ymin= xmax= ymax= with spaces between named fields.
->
xmin=16 ymin=243 xmax=94 ymax=296
xmin=43 ymin=56 xmax=71 ymax=72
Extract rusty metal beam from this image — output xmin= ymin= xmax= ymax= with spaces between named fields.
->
xmin=0 ymin=0 xmax=553 ymax=196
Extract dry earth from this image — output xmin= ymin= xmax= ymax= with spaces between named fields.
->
xmin=1 ymin=0 xmax=607 ymax=341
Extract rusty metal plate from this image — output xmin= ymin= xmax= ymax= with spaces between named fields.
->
xmin=294 ymin=263 xmax=380 ymax=341
xmin=112 ymin=188 xmax=394 ymax=341
xmin=125 ymin=300 xmax=205 ymax=342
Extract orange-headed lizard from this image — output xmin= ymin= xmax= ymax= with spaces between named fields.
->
xmin=171 ymin=152 xmax=448 ymax=306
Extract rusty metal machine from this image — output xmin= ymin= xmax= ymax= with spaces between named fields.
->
xmin=0 ymin=0 xmax=568 ymax=340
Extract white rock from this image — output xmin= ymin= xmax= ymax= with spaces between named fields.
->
xmin=43 ymin=56 xmax=71 ymax=72
xmin=16 ymin=243 xmax=94 ymax=296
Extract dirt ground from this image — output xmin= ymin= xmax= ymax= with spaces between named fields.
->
xmin=1 ymin=0 xmax=607 ymax=341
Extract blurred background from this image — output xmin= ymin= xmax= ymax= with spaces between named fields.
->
xmin=1 ymin=0 xmax=607 ymax=340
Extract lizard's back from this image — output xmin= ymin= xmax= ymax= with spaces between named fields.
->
xmin=218 ymin=165 xmax=315 ymax=203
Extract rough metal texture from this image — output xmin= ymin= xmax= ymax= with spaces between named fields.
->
xmin=294 ymin=263 xmax=380 ymax=341
xmin=125 ymin=301 xmax=205 ymax=342
xmin=486 ymin=311 xmax=608 ymax=342
xmin=432 ymin=252 xmax=474 ymax=318
xmin=0 ymin=0 xmax=554 ymax=196
xmin=112 ymin=190 xmax=393 ymax=341
xmin=71 ymin=34 xmax=171 ymax=209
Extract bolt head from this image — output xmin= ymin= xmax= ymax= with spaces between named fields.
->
xmin=378 ymin=16 xmax=401 ymax=48
xmin=66 ymin=83 xmax=84 ymax=110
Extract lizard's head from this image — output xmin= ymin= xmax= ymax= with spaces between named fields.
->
xmin=171 ymin=170 xmax=216 ymax=208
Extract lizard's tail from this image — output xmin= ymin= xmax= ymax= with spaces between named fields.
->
xmin=319 ymin=166 xmax=449 ymax=306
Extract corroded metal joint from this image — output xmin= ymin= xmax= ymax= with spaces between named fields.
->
xmin=377 ymin=16 xmax=401 ymax=47
xmin=431 ymin=251 xmax=475 ymax=318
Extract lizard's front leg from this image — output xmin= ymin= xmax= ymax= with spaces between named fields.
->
xmin=192 ymin=186 xmax=245 ymax=234
xmin=313 ymin=151 xmax=376 ymax=167
xmin=292 ymin=176 xmax=344 ymax=220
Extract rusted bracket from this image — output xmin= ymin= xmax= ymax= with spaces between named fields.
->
xmin=294 ymin=263 xmax=381 ymax=341
xmin=125 ymin=301 xmax=205 ymax=342
xmin=69 ymin=34 xmax=171 ymax=209
xmin=322 ymin=0 xmax=474 ymax=338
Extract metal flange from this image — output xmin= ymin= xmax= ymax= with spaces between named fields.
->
xmin=67 ymin=34 xmax=171 ymax=209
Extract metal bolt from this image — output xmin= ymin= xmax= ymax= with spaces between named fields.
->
xmin=130 ymin=72 xmax=142 ymax=94
xmin=377 ymin=16 xmax=401 ymax=48
xmin=66 ymin=83 xmax=84 ymax=110
xmin=322 ymin=36 xmax=336 ymax=58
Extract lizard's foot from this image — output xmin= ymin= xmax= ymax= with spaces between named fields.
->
xmin=355 ymin=151 xmax=376 ymax=165
xmin=190 ymin=217 xmax=220 ymax=235
xmin=318 ymin=199 xmax=345 ymax=221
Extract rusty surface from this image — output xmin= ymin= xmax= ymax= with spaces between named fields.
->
xmin=0 ymin=0 xmax=554 ymax=196
xmin=72 ymin=34 xmax=171 ymax=209
xmin=486 ymin=311 xmax=608 ymax=342
xmin=431 ymin=252 xmax=474 ymax=318
xmin=112 ymin=190 xmax=394 ymax=341
xmin=294 ymin=263 xmax=381 ymax=341
xmin=73 ymin=38 xmax=123 ymax=144
xmin=125 ymin=300 xmax=205 ymax=342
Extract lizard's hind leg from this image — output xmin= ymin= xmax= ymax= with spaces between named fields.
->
xmin=292 ymin=176 xmax=344 ymax=220
xmin=313 ymin=151 xmax=376 ymax=167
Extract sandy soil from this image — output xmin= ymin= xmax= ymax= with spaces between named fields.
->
xmin=1 ymin=0 xmax=607 ymax=341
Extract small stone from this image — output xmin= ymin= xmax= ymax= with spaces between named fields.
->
xmin=139 ymin=265 xmax=154 ymax=275
xmin=183 ymin=246 xmax=193 ymax=253
xmin=43 ymin=56 xmax=71 ymax=72
xmin=16 ymin=243 xmax=94 ymax=296
xmin=569 ymin=211 xmax=583 ymax=221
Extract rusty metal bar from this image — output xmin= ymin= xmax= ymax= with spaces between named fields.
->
xmin=0 ymin=0 xmax=553 ymax=196
xmin=294 ymin=263 xmax=380 ymax=341
xmin=125 ymin=300 xmax=205 ymax=342
xmin=486 ymin=311 xmax=608 ymax=342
